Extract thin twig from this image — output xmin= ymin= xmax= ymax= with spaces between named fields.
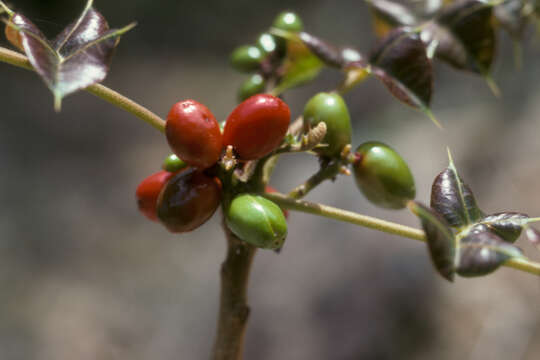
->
xmin=264 ymin=192 xmax=540 ymax=277
xmin=0 ymin=46 xmax=166 ymax=132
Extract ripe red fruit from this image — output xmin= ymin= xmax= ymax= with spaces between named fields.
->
xmin=223 ymin=94 xmax=290 ymax=160
xmin=166 ymin=100 xmax=223 ymax=169
xmin=157 ymin=168 xmax=221 ymax=233
xmin=136 ymin=170 xmax=174 ymax=222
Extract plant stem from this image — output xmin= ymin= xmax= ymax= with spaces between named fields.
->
xmin=0 ymin=46 xmax=166 ymax=132
xmin=288 ymin=160 xmax=342 ymax=199
xmin=212 ymin=218 xmax=257 ymax=360
xmin=263 ymin=192 xmax=540 ymax=277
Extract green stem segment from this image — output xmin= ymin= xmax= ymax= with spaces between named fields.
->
xmin=264 ymin=192 xmax=540 ymax=277
xmin=288 ymin=161 xmax=342 ymax=199
xmin=212 ymin=219 xmax=257 ymax=360
xmin=0 ymin=46 xmax=166 ymax=132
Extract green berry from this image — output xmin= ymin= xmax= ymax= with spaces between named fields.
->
xmin=303 ymin=92 xmax=352 ymax=157
xmin=256 ymin=33 xmax=278 ymax=54
xmin=273 ymin=11 xmax=303 ymax=32
xmin=353 ymin=142 xmax=416 ymax=209
xmin=226 ymin=194 xmax=287 ymax=249
xmin=238 ymin=74 xmax=266 ymax=102
xmin=162 ymin=154 xmax=187 ymax=173
xmin=230 ymin=45 xmax=264 ymax=72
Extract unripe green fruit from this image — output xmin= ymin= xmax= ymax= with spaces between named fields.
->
xmin=303 ymin=92 xmax=352 ymax=157
xmin=256 ymin=33 xmax=278 ymax=54
xmin=162 ymin=154 xmax=187 ymax=173
xmin=226 ymin=194 xmax=287 ymax=249
xmin=237 ymin=74 xmax=266 ymax=102
xmin=353 ymin=142 xmax=416 ymax=209
xmin=273 ymin=11 xmax=303 ymax=32
xmin=230 ymin=45 xmax=264 ymax=72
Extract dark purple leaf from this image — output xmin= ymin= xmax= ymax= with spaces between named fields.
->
xmin=6 ymin=0 xmax=134 ymax=110
xmin=478 ymin=212 xmax=529 ymax=243
xmin=457 ymin=230 xmax=523 ymax=277
xmin=430 ymin=153 xmax=483 ymax=228
xmin=422 ymin=0 xmax=495 ymax=74
xmin=369 ymin=28 xmax=435 ymax=120
xmin=298 ymin=32 xmax=344 ymax=68
xmin=367 ymin=0 xmax=417 ymax=38
xmin=409 ymin=201 xmax=456 ymax=282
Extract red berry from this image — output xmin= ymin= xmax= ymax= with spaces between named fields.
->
xmin=136 ymin=170 xmax=174 ymax=222
xmin=223 ymin=94 xmax=290 ymax=160
xmin=157 ymin=168 xmax=221 ymax=233
xmin=166 ymin=100 xmax=223 ymax=169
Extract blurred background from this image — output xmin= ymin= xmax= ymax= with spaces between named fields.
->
xmin=1 ymin=0 xmax=540 ymax=359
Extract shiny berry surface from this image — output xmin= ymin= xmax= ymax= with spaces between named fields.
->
xmin=226 ymin=194 xmax=287 ymax=249
xmin=162 ymin=154 xmax=187 ymax=173
xmin=353 ymin=142 xmax=416 ymax=209
xmin=136 ymin=170 xmax=174 ymax=222
xmin=237 ymin=74 xmax=266 ymax=102
xmin=272 ymin=11 xmax=303 ymax=32
xmin=303 ymin=92 xmax=352 ymax=157
xmin=157 ymin=169 xmax=221 ymax=233
xmin=230 ymin=45 xmax=264 ymax=72
xmin=165 ymin=100 xmax=223 ymax=169
xmin=223 ymin=94 xmax=290 ymax=160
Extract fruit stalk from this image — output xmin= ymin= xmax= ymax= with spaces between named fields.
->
xmin=211 ymin=218 xmax=257 ymax=360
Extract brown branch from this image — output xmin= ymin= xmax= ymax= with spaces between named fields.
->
xmin=211 ymin=218 xmax=257 ymax=360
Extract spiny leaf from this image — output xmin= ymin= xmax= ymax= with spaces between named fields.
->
xmin=366 ymin=0 xmax=417 ymax=38
xmin=430 ymin=150 xmax=483 ymax=228
xmin=369 ymin=28 xmax=437 ymax=126
xmin=6 ymin=0 xmax=135 ymax=110
xmin=409 ymin=201 xmax=456 ymax=282
xmin=422 ymin=0 xmax=496 ymax=75
xmin=457 ymin=230 xmax=524 ymax=277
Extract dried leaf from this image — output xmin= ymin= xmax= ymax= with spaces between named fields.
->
xmin=422 ymin=0 xmax=495 ymax=75
xmin=409 ymin=201 xmax=456 ymax=281
xmin=6 ymin=0 xmax=134 ymax=110
xmin=457 ymin=230 xmax=523 ymax=277
xmin=369 ymin=28 xmax=436 ymax=125
xmin=430 ymin=151 xmax=483 ymax=228
xmin=366 ymin=0 xmax=417 ymax=38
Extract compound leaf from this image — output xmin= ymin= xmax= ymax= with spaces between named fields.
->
xmin=457 ymin=229 xmax=523 ymax=277
xmin=430 ymin=151 xmax=483 ymax=228
xmin=409 ymin=201 xmax=456 ymax=282
xmin=422 ymin=0 xmax=495 ymax=75
xmin=6 ymin=0 xmax=134 ymax=110
xmin=366 ymin=0 xmax=417 ymax=38
xmin=369 ymin=28 xmax=436 ymax=125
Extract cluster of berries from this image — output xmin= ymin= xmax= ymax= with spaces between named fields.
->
xmin=136 ymin=94 xmax=290 ymax=249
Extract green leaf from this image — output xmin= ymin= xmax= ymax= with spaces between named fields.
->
xmin=430 ymin=150 xmax=484 ymax=228
xmin=369 ymin=28 xmax=438 ymax=126
xmin=457 ymin=229 xmax=524 ymax=277
xmin=422 ymin=0 xmax=496 ymax=76
xmin=409 ymin=201 xmax=456 ymax=282
xmin=366 ymin=0 xmax=417 ymax=38
xmin=273 ymin=40 xmax=324 ymax=95
xmin=6 ymin=0 xmax=134 ymax=110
